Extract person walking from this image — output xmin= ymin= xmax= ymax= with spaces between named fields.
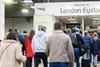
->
xmin=46 ymin=22 xmax=74 ymax=67
xmin=25 ymin=30 xmax=35 ymax=67
xmin=91 ymin=32 xmax=100 ymax=67
xmin=0 ymin=32 xmax=26 ymax=67
xmin=32 ymin=25 xmax=48 ymax=67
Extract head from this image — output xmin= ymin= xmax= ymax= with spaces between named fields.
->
xmin=54 ymin=22 xmax=63 ymax=31
xmin=23 ymin=30 xmax=27 ymax=34
xmin=84 ymin=30 xmax=88 ymax=35
xmin=71 ymin=27 xmax=80 ymax=33
xmin=38 ymin=25 xmax=46 ymax=32
xmin=14 ymin=29 xmax=17 ymax=32
xmin=66 ymin=28 xmax=72 ymax=33
xmin=9 ymin=29 xmax=13 ymax=32
xmin=41 ymin=26 xmax=47 ymax=32
xmin=29 ymin=30 xmax=35 ymax=38
xmin=92 ymin=32 xmax=98 ymax=37
xmin=6 ymin=32 xmax=17 ymax=41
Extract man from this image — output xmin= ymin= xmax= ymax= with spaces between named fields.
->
xmin=46 ymin=22 xmax=74 ymax=67
xmin=32 ymin=25 xmax=48 ymax=67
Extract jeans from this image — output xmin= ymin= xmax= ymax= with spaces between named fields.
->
xmin=26 ymin=57 xmax=32 ymax=67
xmin=49 ymin=62 xmax=70 ymax=67
xmin=74 ymin=48 xmax=80 ymax=67
xmin=92 ymin=55 xmax=97 ymax=65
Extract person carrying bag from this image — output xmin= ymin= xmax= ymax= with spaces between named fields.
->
xmin=0 ymin=32 xmax=26 ymax=67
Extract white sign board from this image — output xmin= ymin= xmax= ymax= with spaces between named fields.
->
xmin=35 ymin=1 xmax=100 ymax=16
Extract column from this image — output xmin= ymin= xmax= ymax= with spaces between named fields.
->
xmin=0 ymin=0 xmax=5 ymax=40
xmin=81 ymin=17 xmax=84 ymax=35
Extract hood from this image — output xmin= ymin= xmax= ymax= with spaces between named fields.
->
xmin=37 ymin=31 xmax=44 ymax=37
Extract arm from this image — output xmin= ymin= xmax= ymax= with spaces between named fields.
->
xmin=67 ymin=36 xmax=75 ymax=66
xmin=16 ymin=43 xmax=26 ymax=62
xmin=45 ymin=37 xmax=50 ymax=56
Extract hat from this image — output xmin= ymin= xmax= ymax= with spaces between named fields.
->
xmin=72 ymin=27 xmax=80 ymax=33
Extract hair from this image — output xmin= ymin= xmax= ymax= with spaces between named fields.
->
xmin=23 ymin=30 xmax=27 ymax=33
xmin=29 ymin=30 xmax=35 ymax=39
xmin=84 ymin=30 xmax=88 ymax=36
xmin=93 ymin=32 xmax=98 ymax=37
xmin=14 ymin=29 xmax=17 ymax=32
xmin=6 ymin=32 xmax=17 ymax=40
xmin=9 ymin=29 xmax=13 ymax=32
xmin=66 ymin=28 xmax=72 ymax=33
xmin=54 ymin=22 xmax=62 ymax=30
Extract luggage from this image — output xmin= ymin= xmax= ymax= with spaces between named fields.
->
xmin=81 ymin=49 xmax=91 ymax=67
xmin=81 ymin=58 xmax=91 ymax=67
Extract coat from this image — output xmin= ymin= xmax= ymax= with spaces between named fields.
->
xmin=25 ymin=37 xmax=34 ymax=57
xmin=91 ymin=39 xmax=100 ymax=55
xmin=46 ymin=30 xmax=74 ymax=64
xmin=0 ymin=40 xmax=26 ymax=67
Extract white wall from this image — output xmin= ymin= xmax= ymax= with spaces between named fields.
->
xmin=5 ymin=18 xmax=33 ymax=34
xmin=34 ymin=15 xmax=56 ymax=36
xmin=0 ymin=0 xmax=5 ymax=40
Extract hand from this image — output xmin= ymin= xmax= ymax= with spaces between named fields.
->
xmin=23 ymin=56 xmax=27 ymax=62
xmin=70 ymin=62 xmax=74 ymax=67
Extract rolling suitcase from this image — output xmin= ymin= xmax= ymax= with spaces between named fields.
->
xmin=81 ymin=49 xmax=91 ymax=67
xmin=81 ymin=58 xmax=91 ymax=67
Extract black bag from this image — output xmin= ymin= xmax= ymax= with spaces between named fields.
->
xmin=76 ymin=34 xmax=89 ymax=56
xmin=79 ymin=44 xmax=90 ymax=56
xmin=81 ymin=58 xmax=91 ymax=67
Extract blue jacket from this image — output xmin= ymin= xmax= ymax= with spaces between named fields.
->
xmin=82 ymin=35 xmax=92 ymax=48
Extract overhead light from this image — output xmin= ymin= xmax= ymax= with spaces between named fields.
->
xmin=4 ymin=0 xmax=16 ymax=4
xmin=21 ymin=8 xmax=29 ymax=13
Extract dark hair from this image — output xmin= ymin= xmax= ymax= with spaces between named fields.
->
xmin=9 ymin=29 xmax=13 ymax=32
xmin=29 ymin=30 xmax=35 ymax=39
xmin=14 ymin=29 xmax=17 ymax=32
xmin=23 ymin=30 xmax=27 ymax=33
xmin=6 ymin=32 xmax=17 ymax=40
xmin=54 ymin=22 xmax=62 ymax=30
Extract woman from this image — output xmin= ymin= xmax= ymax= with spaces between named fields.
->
xmin=25 ymin=30 xmax=35 ymax=67
xmin=0 ymin=32 xmax=26 ymax=67
xmin=91 ymin=32 xmax=100 ymax=67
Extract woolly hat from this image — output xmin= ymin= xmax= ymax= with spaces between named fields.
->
xmin=71 ymin=27 xmax=80 ymax=33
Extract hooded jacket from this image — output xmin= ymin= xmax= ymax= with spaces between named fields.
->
xmin=32 ymin=31 xmax=47 ymax=52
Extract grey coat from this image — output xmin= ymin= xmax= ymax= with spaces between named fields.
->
xmin=0 ymin=40 xmax=26 ymax=67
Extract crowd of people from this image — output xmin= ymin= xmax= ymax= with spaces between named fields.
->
xmin=0 ymin=22 xmax=100 ymax=67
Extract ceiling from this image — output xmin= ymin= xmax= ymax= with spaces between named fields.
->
xmin=5 ymin=0 xmax=100 ymax=18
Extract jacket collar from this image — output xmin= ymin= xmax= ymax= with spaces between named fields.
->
xmin=4 ymin=40 xmax=17 ymax=43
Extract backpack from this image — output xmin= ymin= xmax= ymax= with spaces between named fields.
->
xmin=68 ymin=33 xmax=78 ymax=47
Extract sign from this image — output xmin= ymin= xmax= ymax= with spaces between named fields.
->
xmin=35 ymin=1 xmax=100 ymax=16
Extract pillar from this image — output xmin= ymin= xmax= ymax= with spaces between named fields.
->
xmin=0 ymin=0 xmax=5 ymax=40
